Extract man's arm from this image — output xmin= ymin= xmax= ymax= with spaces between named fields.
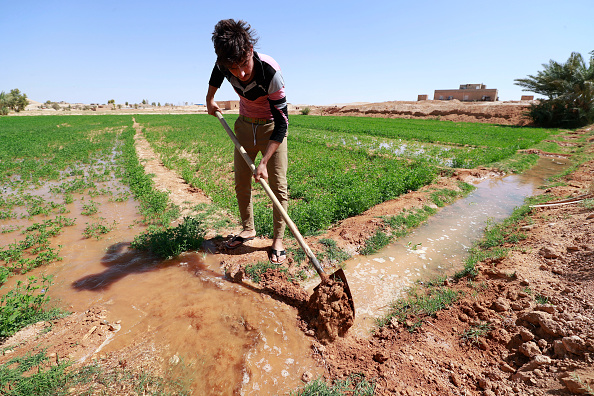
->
xmin=206 ymin=85 xmax=221 ymax=116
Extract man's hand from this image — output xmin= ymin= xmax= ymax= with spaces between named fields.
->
xmin=254 ymin=162 xmax=268 ymax=182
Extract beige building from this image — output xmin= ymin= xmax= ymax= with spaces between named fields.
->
xmin=434 ymin=84 xmax=498 ymax=102
xmin=217 ymin=100 xmax=240 ymax=110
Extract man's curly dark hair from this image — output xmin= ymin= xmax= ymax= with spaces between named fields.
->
xmin=212 ymin=19 xmax=259 ymax=67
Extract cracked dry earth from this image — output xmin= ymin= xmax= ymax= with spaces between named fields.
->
xmin=1 ymin=115 xmax=593 ymax=395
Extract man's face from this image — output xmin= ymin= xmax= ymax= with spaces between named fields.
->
xmin=227 ymin=49 xmax=254 ymax=82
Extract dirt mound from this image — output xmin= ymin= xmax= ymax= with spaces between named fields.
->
xmin=309 ymin=100 xmax=534 ymax=126
xmin=260 ymin=268 xmax=309 ymax=306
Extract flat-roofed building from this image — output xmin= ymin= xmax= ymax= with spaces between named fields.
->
xmin=434 ymin=84 xmax=498 ymax=102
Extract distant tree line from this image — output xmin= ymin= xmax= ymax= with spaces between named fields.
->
xmin=0 ymin=89 xmax=29 ymax=115
xmin=515 ymin=50 xmax=594 ymax=128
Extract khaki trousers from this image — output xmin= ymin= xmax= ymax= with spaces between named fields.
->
xmin=233 ymin=117 xmax=288 ymax=239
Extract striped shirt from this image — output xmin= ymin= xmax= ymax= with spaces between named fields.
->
xmin=209 ymin=52 xmax=289 ymax=142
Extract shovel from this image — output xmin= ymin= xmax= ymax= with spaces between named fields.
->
xmin=215 ymin=111 xmax=355 ymax=316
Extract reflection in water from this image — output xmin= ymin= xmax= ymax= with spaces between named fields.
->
xmin=345 ymin=157 xmax=572 ymax=335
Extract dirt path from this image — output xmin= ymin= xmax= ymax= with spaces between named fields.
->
xmin=132 ymin=118 xmax=211 ymax=222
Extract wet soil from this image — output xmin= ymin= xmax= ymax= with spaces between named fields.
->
xmin=2 ymin=106 xmax=594 ymax=395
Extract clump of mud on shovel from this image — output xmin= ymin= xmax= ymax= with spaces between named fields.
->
xmin=304 ymin=276 xmax=354 ymax=344
xmin=237 ymin=267 xmax=354 ymax=344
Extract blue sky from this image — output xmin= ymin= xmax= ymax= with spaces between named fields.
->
xmin=1 ymin=0 xmax=592 ymax=105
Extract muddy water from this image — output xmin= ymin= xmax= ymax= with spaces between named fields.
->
xmin=343 ymin=157 xmax=572 ymax=335
xmin=1 ymin=182 xmax=321 ymax=395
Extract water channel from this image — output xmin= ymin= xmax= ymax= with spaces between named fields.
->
xmin=338 ymin=156 xmax=571 ymax=336
xmin=0 ymin=156 xmax=570 ymax=395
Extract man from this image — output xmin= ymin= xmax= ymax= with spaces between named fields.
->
xmin=206 ymin=19 xmax=289 ymax=264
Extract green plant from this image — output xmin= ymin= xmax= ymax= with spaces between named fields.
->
xmin=377 ymin=283 xmax=460 ymax=331
xmin=300 ymin=106 xmax=311 ymax=115
xmin=535 ymin=294 xmax=550 ymax=305
xmin=81 ymin=200 xmax=99 ymax=216
xmin=461 ymin=322 xmax=492 ymax=346
xmin=360 ymin=230 xmax=391 ymax=255
xmin=581 ymin=198 xmax=594 ymax=209
xmin=319 ymin=238 xmax=351 ymax=264
xmin=83 ymin=220 xmax=115 ymax=239
xmin=0 ymin=275 xmax=66 ymax=338
xmin=0 ymin=350 xmax=190 ymax=396
xmin=515 ymin=51 xmax=594 ymax=128
xmin=292 ymin=374 xmax=375 ymax=396
xmin=131 ymin=217 xmax=205 ymax=259
xmin=244 ymin=261 xmax=282 ymax=283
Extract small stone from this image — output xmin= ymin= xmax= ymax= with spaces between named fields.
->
xmin=519 ymin=341 xmax=541 ymax=358
xmin=552 ymin=267 xmax=565 ymax=275
xmin=478 ymin=339 xmax=489 ymax=351
xmin=478 ymin=377 xmax=490 ymax=389
xmin=491 ymin=298 xmax=509 ymax=312
xmin=500 ymin=362 xmax=515 ymax=373
xmin=519 ymin=328 xmax=535 ymax=342
xmin=553 ymin=340 xmax=567 ymax=357
xmin=450 ymin=373 xmax=462 ymax=387
xmin=373 ymin=352 xmax=389 ymax=363
xmin=169 ymin=355 xmax=180 ymax=365
xmin=302 ymin=371 xmax=313 ymax=383
xmin=539 ymin=246 xmax=561 ymax=259
xmin=562 ymin=376 xmax=589 ymax=394
xmin=562 ymin=335 xmax=585 ymax=354
xmin=536 ymin=304 xmax=556 ymax=314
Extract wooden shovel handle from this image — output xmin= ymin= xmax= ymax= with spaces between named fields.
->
xmin=215 ymin=111 xmax=326 ymax=278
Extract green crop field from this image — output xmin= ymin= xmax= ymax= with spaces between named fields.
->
xmin=1 ymin=113 xmax=557 ymax=257
xmin=132 ymin=114 xmax=556 ymax=236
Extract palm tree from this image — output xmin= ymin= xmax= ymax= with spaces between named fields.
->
xmin=514 ymin=51 xmax=594 ymax=127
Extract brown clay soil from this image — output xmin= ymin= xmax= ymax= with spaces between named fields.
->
xmin=308 ymin=99 xmax=535 ymax=126
xmin=3 ymin=102 xmax=594 ymax=395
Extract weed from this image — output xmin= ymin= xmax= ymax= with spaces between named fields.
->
xmin=360 ymin=230 xmax=391 ymax=255
xmin=377 ymin=283 xmax=460 ymax=331
xmin=287 ymin=246 xmax=306 ymax=265
xmin=0 ymin=350 xmax=190 ymax=396
xmin=568 ymin=373 xmax=594 ymax=395
xmin=292 ymin=374 xmax=375 ymax=396
xmin=580 ymin=198 xmax=594 ymax=210
xmin=319 ymin=238 xmax=350 ymax=264
xmin=461 ymin=322 xmax=492 ymax=346
xmin=0 ymin=275 xmax=67 ymax=338
xmin=244 ymin=261 xmax=282 ymax=283
xmin=300 ymin=107 xmax=311 ymax=115
xmin=535 ymin=294 xmax=550 ymax=305
xmin=81 ymin=200 xmax=99 ymax=216
xmin=83 ymin=219 xmax=115 ymax=239
xmin=131 ymin=217 xmax=205 ymax=259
